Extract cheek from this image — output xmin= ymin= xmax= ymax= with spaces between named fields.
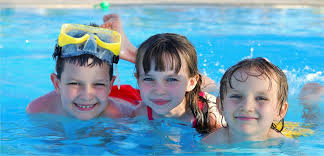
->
xmin=228 ymin=99 xmax=240 ymax=105
xmin=223 ymin=99 xmax=237 ymax=112
xmin=62 ymin=86 xmax=79 ymax=98
xmin=263 ymin=104 xmax=279 ymax=116
xmin=138 ymin=82 xmax=152 ymax=94
xmin=95 ymin=87 xmax=110 ymax=99
xmin=168 ymin=86 xmax=186 ymax=100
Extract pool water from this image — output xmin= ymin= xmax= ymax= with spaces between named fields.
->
xmin=1 ymin=5 xmax=324 ymax=155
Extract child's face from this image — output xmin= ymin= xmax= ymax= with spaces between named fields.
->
xmin=222 ymin=69 xmax=284 ymax=139
xmin=137 ymin=59 xmax=197 ymax=116
xmin=53 ymin=59 xmax=114 ymax=120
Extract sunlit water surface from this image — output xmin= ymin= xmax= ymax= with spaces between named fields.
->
xmin=1 ymin=5 xmax=324 ymax=155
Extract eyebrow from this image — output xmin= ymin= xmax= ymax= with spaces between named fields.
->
xmin=228 ymin=89 xmax=270 ymax=95
xmin=64 ymin=77 xmax=109 ymax=82
xmin=141 ymin=72 xmax=180 ymax=77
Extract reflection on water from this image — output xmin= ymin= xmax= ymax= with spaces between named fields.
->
xmin=4 ymin=113 xmax=321 ymax=155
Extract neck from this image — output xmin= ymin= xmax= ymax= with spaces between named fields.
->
xmin=154 ymin=98 xmax=193 ymax=123
xmin=227 ymin=128 xmax=269 ymax=143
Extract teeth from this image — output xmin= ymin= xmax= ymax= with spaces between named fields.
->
xmin=77 ymin=104 xmax=94 ymax=108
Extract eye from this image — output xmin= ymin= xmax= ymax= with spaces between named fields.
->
xmin=256 ymin=96 xmax=268 ymax=101
xmin=166 ymin=77 xmax=178 ymax=82
xmin=94 ymin=83 xmax=106 ymax=86
xmin=229 ymin=94 xmax=242 ymax=99
xmin=143 ymin=77 xmax=154 ymax=81
xmin=67 ymin=82 xmax=80 ymax=86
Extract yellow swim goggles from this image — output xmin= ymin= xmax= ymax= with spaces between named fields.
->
xmin=58 ymin=24 xmax=121 ymax=64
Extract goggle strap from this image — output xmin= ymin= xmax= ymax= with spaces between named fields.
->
xmin=113 ymin=56 xmax=119 ymax=64
xmin=115 ymin=63 xmax=120 ymax=90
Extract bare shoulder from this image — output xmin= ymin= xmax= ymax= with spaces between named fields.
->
xmin=268 ymin=129 xmax=286 ymax=139
xmin=26 ymin=91 xmax=60 ymax=113
xmin=134 ymin=102 xmax=147 ymax=117
xmin=202 ymin=128 xmax=228 ymax=145
xmin=105 ymin=97 xmax=137 ymax=118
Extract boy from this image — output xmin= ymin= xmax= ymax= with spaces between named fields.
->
xmin=26 ymin=23 xmax=141 ymax=120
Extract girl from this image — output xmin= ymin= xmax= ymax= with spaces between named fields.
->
xmin=102 ymin=14 xmax=223 ymax=133
xmin=203 ymin=57 xmax=289 ymax=144
xmin=132 ymin=33 xmax=222 ymax=133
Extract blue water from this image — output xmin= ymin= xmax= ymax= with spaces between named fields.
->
xmin=1 ymin=6 xmax=324 ymax=155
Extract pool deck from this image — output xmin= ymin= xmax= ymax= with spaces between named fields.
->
xmin=1 ymin=0 xmax=324 ymax=8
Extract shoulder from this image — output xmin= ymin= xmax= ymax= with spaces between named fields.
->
xmin=202 ymin=128 xmax=228 ymax=145
xmin=26 ymin=91 xmax=60 ymax=113
xmin=104 ymin=97 xmax=138 ymax=118
xmin=268 ymin=129 xmax=286 ymax=139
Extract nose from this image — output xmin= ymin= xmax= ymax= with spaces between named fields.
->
xmin=152 ymin=81 xmax=167 ymax=95
xmin=80 ymin=85 xmax=95 ymax=100
xmin=241 ymin=96 xmax=255 ymax=112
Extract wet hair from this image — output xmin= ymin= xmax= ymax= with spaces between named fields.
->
xmin=219 ymin=57 xmax=288 ymax=132
xmin=135 ymin=33 xmax=211 ymax=133
xmin=53 ymin=23 xmax=113 ymax=80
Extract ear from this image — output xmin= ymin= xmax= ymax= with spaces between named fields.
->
xmin=275 ymin=101 xmax=288 ymax=121
xmin=51 ymin=73 xmax=60 ymax=94
xmin=134 ymin=73 xmax=141 ymax=86
xmin=186 ymin=74 xmax=199 ymax=92
xmin=134 ymin=73 xmax=139 ymax=80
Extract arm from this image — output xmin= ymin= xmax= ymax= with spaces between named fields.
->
xmin=101 ymin=14 xmax=137 ymax=63
xmin=201 ymin=75 xmax=218 ymax=93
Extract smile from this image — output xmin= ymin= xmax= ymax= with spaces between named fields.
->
xmin=151 ymin=99 xmax=170 ymax=105
xmin=74 ymin=103 xmax=97 ymax=111
xmin=235 ymin=116 xmax=258 ymax=121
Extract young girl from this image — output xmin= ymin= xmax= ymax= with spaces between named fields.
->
xmin=132 ymin=33 xmax=223 ymax=133
xmin=203 ymin=57 xmax=289 ymax=144
xmin=102 ymin=14 xmax=222 ymax=133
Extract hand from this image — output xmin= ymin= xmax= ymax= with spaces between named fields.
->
xmin=299 ymin=82 xmax=323 ymax=108
xmin=101 ymin=14 xmax=137 ymax=63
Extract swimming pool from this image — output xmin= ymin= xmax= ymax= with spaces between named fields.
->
xmin=1 ymin=5 xmax=323 ymax=155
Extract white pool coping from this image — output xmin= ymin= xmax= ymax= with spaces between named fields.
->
xmin=1 ymin=0 xmax=324 ymax=8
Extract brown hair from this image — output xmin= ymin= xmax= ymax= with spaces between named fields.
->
xmin=219 ymin=57 xmax=288 ymax=132
xmin=135 ymin=33 xmax=210 ymax=133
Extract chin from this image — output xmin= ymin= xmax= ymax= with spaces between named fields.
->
xmin=153 ymin=109 xmax=170 ymax=116
xmin=75 ymin=114 xmax=96 ymax=120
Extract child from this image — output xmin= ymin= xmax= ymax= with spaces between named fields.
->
xmin=101 ymin=14 xmax=222 ymax=133
xmin=131 ymin=33 xmax=222 ymax=133
xmin=26 ymin=23 xmax=141 ymax=120
xmin=203 ymin=57 xmax=289 ymax=144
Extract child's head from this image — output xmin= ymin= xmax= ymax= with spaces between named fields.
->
xmin=219 ymin=57 xmax=288 ymax=137
xmin=51 ymin=23 xmax=121 ymax=120
xmin=135 ymin=33 xmax=208 ymax=130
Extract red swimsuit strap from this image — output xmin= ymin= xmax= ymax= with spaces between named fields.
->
xmin=192 ymin=92 xmax=205 ymax=128
xmin=147 ymin=106 xmax=153 ymax=120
